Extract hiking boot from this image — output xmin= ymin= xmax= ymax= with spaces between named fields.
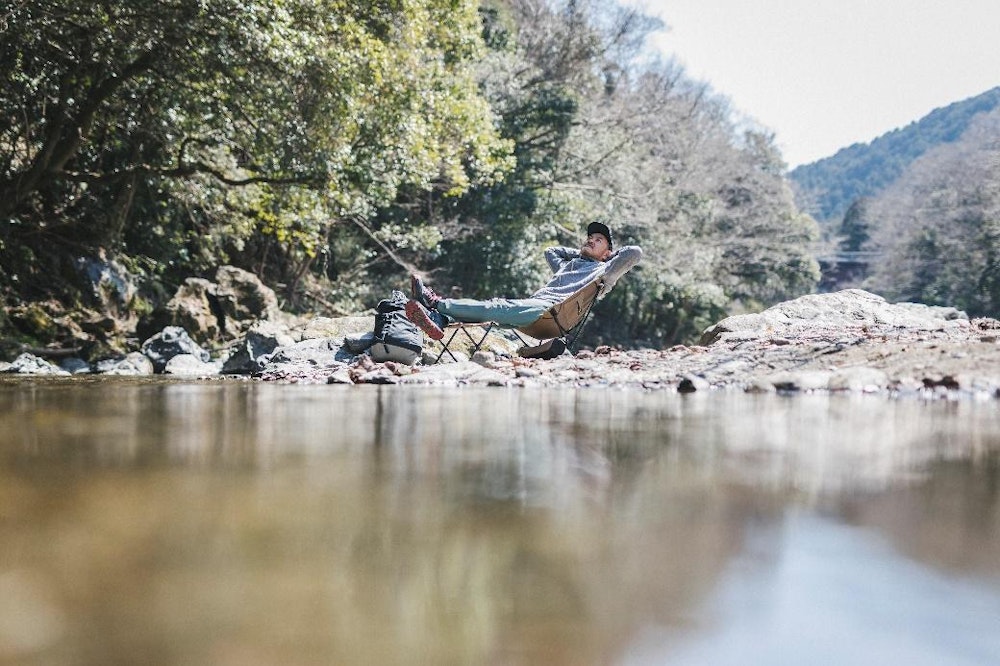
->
xmin=405 ymin=299 xmax=445 ymax=340
xmin=410 ymin=275 xmax=441 ymax=309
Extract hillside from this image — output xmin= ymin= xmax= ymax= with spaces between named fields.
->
xmin=788 ymin=86 xmax=1000 ymax=225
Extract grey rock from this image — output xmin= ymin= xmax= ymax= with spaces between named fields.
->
xmin=59 ymin=357 xmax=92 ymax=374
xmin=213 ymin=265 xmax=279 ymax=324
xmin=396 ymin=360 xmax=507 ymax=385
xmin=343 ymin=331 xmax=375 ymax=354
xmin=75 ymin=254 xmax=139 ymax=316
xmin=1 ymin=353 xmax=70 ymax=376
xmin=96 ymin=352 xmax=155 ymax=376
xmin=165 ymin=278 xmax=220 ymax=342
xmin=358 ymin=368 xmax=399 ymax=384
xmin=471 ymin=351 xmax=497 ymax=368
xmin=164 ymin=354 xmax=220 ymax=376
xmin=677 ymin=374 xmax=710 ymax=393
xmin=161 ymin=267 xmax=281 ymax=344
xmin=300 ymin=315 xmax=372 ymax=341
xmin=327 ymin=368 xmax=355 ymax=384
xmin=700 ymin=289 xmax=969 ymax=345
xmin=256 ymin=337 xmax=355 ymax=377
xmin=141 ymin=326 xmax=210 ymax=373
xmin=222 ymin=321 xmax=296 ymax=375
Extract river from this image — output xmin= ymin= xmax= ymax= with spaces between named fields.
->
xmin=1 ymin=377 xmax=998 ymax=665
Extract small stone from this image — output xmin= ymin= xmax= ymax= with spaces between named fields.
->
xmin=769 ymin=371 xmax=832 ymax=392
xmin=923 ymin=375 xmax=960 ymax=390
xmin=327 ymin=369 xmax=354 ymax=384
xmin=471 ymin=351 xmax=496 ymax=368
xmin=678 ymin=374 xmax=710 ymax=393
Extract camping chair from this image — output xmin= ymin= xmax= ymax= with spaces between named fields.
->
xmin=431 ymin=277 xmax=605 ymax=364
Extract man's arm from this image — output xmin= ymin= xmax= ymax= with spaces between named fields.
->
xmin=544 ymin=246 xmax=580 ymax=272
xmin=600 ymin=245 xmax=643 ymax=293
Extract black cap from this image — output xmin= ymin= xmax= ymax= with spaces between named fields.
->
xmin=587 ymin=221 xmax=613 ymax=248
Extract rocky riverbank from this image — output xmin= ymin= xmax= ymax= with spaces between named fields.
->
xmin=4 ymin=281 xmax=1000 ymax=399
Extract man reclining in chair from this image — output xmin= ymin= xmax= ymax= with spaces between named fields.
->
xmin=404 ymin=221 xmax=642 ymax=341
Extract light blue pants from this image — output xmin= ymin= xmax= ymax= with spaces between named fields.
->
xmin=437 ymin=297 xmax=551 ymax=327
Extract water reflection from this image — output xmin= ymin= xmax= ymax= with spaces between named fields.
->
xmin=0 ymin=378 xmax=998 ymax=665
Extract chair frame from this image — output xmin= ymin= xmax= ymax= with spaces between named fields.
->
xmin=431 ymin=278 xmax=604 ymax=363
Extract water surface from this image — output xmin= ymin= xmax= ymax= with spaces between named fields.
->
xmin=1 ymin=378 xmax=998 ymax=665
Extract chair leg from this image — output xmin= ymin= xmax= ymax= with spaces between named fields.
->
xmin=433 ymin=328 xmax=462 ymax=364
xmin=460 ymin=323 xmax=493 ymax=355
xmin=432 ymin=323 xmax=494 ymax=364
xmin=510 ymin=329 xmax=530 ymax=348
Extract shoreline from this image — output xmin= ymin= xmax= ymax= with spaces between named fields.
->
xmin=4 ymin=289 xmax=999 ymax=400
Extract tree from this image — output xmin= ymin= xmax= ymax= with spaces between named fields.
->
xmin=403 ymin=0 xmax=818 ymax=345
xmin=866 ymin=108 xmax=1000 ymax=315
xmin=838 ymin=198 xmax=871 ymax=253
xmin=0 ymin=0 xmax=512 ymax=301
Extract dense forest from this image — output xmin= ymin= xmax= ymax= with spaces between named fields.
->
xmin=0 ymin=0 xmax=820 ymax=356
xmin=789 ymin=86 xmax=1000 ymax=226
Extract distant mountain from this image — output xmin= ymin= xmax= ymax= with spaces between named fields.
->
xmin=788 ymin=86 xmax=1000 ymax=225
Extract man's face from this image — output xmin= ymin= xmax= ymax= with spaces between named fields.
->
xmin=581 ymin=233 xmax=612 ymax=261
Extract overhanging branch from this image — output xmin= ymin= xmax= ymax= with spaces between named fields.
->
xmin=60 ymin=163 xmax=322 ymax=188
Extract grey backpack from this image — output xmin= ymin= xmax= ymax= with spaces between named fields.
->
xmin=369 ymin=290 xmax=422 ymax=364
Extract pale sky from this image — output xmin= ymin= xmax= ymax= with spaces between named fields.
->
xmin=624 ymin=0 xmax=1000 ymax=168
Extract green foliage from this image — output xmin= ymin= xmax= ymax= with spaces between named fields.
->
xmin=0 ymin=0 xmax=511 ymax=299
xmin=1 ymin=0 xmax=823 ymax=349
xmin=380 ymin=1 xmax=817 ymax=346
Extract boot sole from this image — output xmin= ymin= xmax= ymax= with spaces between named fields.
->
xmin=405 ymin=300 xmax=444 ymax=341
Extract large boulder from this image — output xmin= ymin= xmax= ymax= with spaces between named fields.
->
xmin=0 ymin=353 xmax=70 ymax=376
xmin=255 ymin=337 xmax=355 ymax=382
xmin=95 ymin=352 xmax=155 ymax=376
xmin=140 ymin=326 xmax=210 ymax=373
xmin=160 ymin=267 xmax=280 ymax=344
xmin=213 ymin=266 xmax=279 ymax=324
xmin=299 ymin=315 xmax=372 ymax=341
xmin=164 ymin=278 xmax=221 ymax=342
xmin=164 ymin=354 xmax=221 ymax=376
xmin=75 ymin=253 xmax=139 ymax=320
xmin=700 ymin=289 xmax=969 ymax=345
xmin=221 ymin=320 xmax=297 ymax=375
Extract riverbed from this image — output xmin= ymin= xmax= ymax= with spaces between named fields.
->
xmin=1 ymin=378 xmax=998 ymax=665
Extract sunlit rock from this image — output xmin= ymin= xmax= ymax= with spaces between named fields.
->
xmin=0 ymin=353 xmax=69 ymax=376
xmin=96 ymin=352 xmax=154 ymax=376
xmin=163 ymin=354 xmax=220 ymax=376
xmin=700 ymin=289 xmax=969 ymax=345
xmin=222 ymin=320 xmax=297 ymax=375
xmin=140 ymin=326 xmax=210 ymax=373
